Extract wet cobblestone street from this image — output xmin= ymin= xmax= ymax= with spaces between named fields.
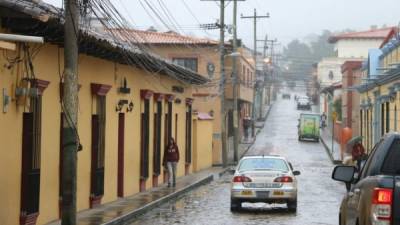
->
xmin=130 ymin=97 xmax=346 ymax=225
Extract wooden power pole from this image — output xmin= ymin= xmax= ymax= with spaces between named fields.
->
xmin=232 ymin=0 xmax=239 ymax=163
xmin=241 ymin=9 xmax=269 ymax=137
xmin=201 ymin=0 xmax=244 ymax=166
xmin=62 ymin=0 xmax=79 ymax=224
xmin=219 ymin=0 xmax=228 ymax=168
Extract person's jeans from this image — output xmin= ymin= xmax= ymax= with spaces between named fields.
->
xmin=167 ymin=161 xmax=177 ymax=186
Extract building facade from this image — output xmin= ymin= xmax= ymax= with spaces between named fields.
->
xmin=120 ymin=29 xmax=256 ymax=164
xmin=358 ymin=37 xmax=400 ymax=152
xmin=341 ymin=61 xmax=363 ymax=135
xmin=318 ymin=27 xmax=395 ymax=127
xmin=0 ymin=1 xmax=213 ymax=225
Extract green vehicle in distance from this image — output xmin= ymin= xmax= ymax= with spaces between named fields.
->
xmin=297 ymin=113 xmax=320 ymax=142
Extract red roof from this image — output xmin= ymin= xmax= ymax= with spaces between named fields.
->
xmin=328 ymin=27 xmax=396 ymax=43
xmin=110 ymin=28 xmax=220 ymax=46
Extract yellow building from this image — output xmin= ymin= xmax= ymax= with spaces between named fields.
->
xmin=118 ymin=29 xmax=256 ymax=164
xmin=0 ymin=1 xmax=213 ymax=225
xmin=358 ymin=37 xmax=400 ymax=152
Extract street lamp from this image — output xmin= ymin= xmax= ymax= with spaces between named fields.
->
xmin=263 ymin=57 xmax=271 ymax=64
xmin=225 ymin=51 xmax=241 ymax=58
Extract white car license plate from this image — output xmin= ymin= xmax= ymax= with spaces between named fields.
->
xmin=256 ymin=191 xmax=269 ymax=198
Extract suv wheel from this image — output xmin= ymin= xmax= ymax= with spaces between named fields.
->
xmin=287 ymin=199 xmax=297 ymax=212
xmin=230 ymin=199 xmax=242 ymax=212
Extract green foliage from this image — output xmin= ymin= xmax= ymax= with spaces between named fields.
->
xmin=333 ymin=98 xmax=342 ymax=121
xmin=282 ymin=30 xmax=335 ymax=78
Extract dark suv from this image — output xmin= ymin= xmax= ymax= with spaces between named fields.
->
xmin=332 ymin=133 xmax=400 ymax=225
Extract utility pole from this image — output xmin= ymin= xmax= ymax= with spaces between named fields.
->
xmin=201 ymin=0 xmax=244 ymax=166
xmin=258 ymin=37 xmax=278 ymax=107
xmin=232 ymin=0 xmax=239 ymax=163
xmin=62 ymin=0 xmax=79 ymax=224
xmin=219 ymin=0 xmax=227 ymax=168
xmin=241 ymin=9 xmax=269 ymax=137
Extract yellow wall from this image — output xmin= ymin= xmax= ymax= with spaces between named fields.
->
xmin=0 ymin=38 xmax=212 ymax=225
xmin=192 ymin=118 xmax=213 ymax=172
xmin=359 ymin=82 xmax=400 ymax=152
xmin=150 ymin=45 xmax=224 ymax=163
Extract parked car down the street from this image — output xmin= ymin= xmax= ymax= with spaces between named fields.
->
xmin=297 ymin=98 xmax=311 ymax=110
xmin=230 ymin=155 xmax=300 ymax=212
xmin=282 ymin=93 xmax=291 ymax=99
xmin=332 ymin=132 xmax=400 ymax=225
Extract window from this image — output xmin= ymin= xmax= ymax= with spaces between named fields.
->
xmin=91 ymin=96 xmax=106 ymax=200
xmin=140 ymin=98 xmax=150 ymax=181
xmin=117 ymin=113 xmax=125 ymax=197
xmin=369 ymin=109 xmax=373 ymax=151
xmin=381 ymin=103 xmax=385 ymax=136
xmin=366 ymin=109 xmax=369 ymax=150
xmin=20 ymin=79 xmax=48 ymax=219
xmin=165 ymin=96 xmax=173 ymax=146
xmin=21 ymin=98 xmax=42 ymax=216
xmin=90 ymin=83 xmax=111 ymax=207
xmin=328 ymin=71 xmax=334 ymax=80
xmin=395 ymin=106 xmax=398 ymax=131
xmin=386 ymin=102 xmax=390 ymax=133
xmin=382 ymin=139 xmax=400 ymax=175
xmin=360 ymin=139 xmax=383 ymax=179
xmin=175 ymin=113 xmax=178 ymax=141
xmin=238 ymin=158 xmax=289 ymax=172
xmin=360 ymin=110 xmax=363 ymax=141
xmin=153 ymin=99 xmax=162 ymax=178
xmin=59 ymin=113 xmax=64 ymax=215
xmin=247 ymin=69 xmax=250 ymax=86
xmin=185 ymin=101 xmax=193 ymax=165
xmin=172 ymin=58 xmax=198 ymax=72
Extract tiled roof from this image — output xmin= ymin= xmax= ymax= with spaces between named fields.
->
xmin=0 ymin=0 xmax=209 ymax=85
xmin=112 ymin=29 xmax=220 ymax=46
xmin=329 ymin=27 xmax=396 ymax=43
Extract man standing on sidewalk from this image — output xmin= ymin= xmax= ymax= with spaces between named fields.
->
xmin=163 ymin=138 xmax=180 ymax=187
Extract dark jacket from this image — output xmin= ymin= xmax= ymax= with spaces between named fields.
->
xmin=163 ymin=144 xmax=180 ymax=163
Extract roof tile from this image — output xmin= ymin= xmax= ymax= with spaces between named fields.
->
xmin=329 ymin=27 xmax=396 ymax=43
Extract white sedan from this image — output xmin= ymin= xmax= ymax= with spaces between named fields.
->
xmin=230 ymin=155 xmax=300 ymax=212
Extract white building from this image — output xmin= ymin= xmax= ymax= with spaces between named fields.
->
xmin=318 ymin=27 xmax=395 ymax=114
xmin=329 ymin=27 xmax=395 ymax=58
xmin=318 ymin=57 xmax=348 ymax=88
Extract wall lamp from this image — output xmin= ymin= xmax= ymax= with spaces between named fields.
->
xmin=116 ymin=100 xmax=134 ymax=112
xmin=127 ymin=101 xmax=134 ymax=112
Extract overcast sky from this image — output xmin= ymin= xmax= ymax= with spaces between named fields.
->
xmin=43 ymin=0 xmax=400 ymax=50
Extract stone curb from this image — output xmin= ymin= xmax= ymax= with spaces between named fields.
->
xmin=103 ymin=169 xmax=226 ymax=225
xmin=320 ymin=135 xmax=342 ymax=165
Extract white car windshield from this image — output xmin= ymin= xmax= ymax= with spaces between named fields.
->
xmin=238 ymin=158 xmax=289 ymax=172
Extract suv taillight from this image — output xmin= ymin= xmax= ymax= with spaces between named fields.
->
xmin=371 ymin=188 xmax=393 ymax=225
xmin=274 ymin=176 xmax=293 ymax=183
xmin=232 ymin=176 xmax=252 ymax=183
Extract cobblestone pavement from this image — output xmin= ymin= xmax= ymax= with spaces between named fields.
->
xmin=128 ymin=97 xmax=346 ymax=225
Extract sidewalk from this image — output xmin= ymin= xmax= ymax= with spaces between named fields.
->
xmin=47 ymin=167 xmax=228 ymax=225
xmin=320 ymin=127 xmax=342 ymax=164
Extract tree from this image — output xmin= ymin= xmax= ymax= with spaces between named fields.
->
xmin=282 ymin=31 xmax=335 ymax=81
xmin=310 ymin=30 xmax=335 ymax=60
